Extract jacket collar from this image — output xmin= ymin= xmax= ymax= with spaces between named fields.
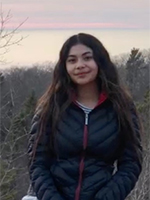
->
xmin=95 ymin=91 xmax=107 ymax=107
xmin=72 ymin=90 xmax=108 ymax=108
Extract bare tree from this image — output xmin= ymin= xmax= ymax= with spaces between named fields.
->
xmin=0 ymin=66 xmax=53 ymax=200
xmin=0 ymin=5 xmax=29 ymax=199
xmin=0 ymin=91 xmax=36 ymax=200
xmin=0 ymin=4 xmax=28 ymax=64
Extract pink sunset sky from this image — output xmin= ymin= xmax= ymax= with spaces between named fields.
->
xmin=3 ymin=0 xmax=150 ymax=30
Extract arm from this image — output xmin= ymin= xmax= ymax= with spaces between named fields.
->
xmin=95 ymin=103 xmax=143 ymax=200
xmin=28 ymin=114 xmax=64 ymax=200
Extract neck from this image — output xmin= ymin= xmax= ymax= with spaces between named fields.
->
xmin=76 ymin=82 xmax=100 ymax=108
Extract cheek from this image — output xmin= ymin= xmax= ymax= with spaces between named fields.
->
xmin=92 ymin=64 xmax=99 ymax=77
xmin=66 ymin=65 xmax=75 ymax=81
xmin=66 ymin=65 xmax=72 ymax=75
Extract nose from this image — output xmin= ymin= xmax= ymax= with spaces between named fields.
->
xmin=76 ymin=59 xmax=85 ymax=69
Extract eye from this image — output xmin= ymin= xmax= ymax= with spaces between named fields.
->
xmin=67 ymin=58 xmax=76 ymax=63
xmin=84 ymin=56 xmax=93 ymax=61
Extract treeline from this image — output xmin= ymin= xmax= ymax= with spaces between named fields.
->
xmin=0 ymin=48 xmax=150 ymax=200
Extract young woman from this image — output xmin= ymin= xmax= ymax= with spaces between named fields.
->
xmin=28 ymin=33 xmax=143 ymax=200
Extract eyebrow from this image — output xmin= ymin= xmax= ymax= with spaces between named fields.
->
xmin=68 ymin=51 xmax=92 ymax=57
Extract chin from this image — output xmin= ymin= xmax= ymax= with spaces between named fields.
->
xmin=76 ymin=81 xmax=91 ymax=85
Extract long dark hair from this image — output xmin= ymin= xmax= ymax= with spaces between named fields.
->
xmin=32 ymin=33 xmax=142 ymax=162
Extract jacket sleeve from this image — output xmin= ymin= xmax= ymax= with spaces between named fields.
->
xmin=28 ymin=114 xmax=65 ymax=200
xmin=94 ymin=103 xmax=143 ymax=200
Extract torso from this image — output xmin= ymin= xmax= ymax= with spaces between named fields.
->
xmin=48 ymin=99 xmax=121 ymax=200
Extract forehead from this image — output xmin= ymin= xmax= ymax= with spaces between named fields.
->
xmin=68 ymin=44 xmax=93 ymax=56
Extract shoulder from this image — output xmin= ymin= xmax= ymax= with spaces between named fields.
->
xmin=28 ymin=111 xmax=41 ymax=149
xmin=29 ymin=113 xmax=40 ymax=137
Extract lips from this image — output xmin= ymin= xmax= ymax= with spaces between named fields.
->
xmin=76 ymin=71 xmax=89 ymax=76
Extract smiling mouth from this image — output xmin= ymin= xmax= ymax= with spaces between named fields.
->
xmin=76 ymin=71 xmax=90 ymax=76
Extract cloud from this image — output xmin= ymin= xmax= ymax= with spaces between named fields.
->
xmin=5 ymin=22 xmax=140 ymax=30
xmin=3 ymin=0 xmax=149 ymax=30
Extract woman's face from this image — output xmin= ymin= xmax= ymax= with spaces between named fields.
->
xmin=66 ymin=44 xmax=98 ymax=86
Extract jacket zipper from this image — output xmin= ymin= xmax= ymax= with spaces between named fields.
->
xmin=75 ymin=112 xmax=89 ymax=200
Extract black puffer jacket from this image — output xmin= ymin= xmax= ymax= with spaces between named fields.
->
xmin=28 ymin=95 xmax=142 ymax=200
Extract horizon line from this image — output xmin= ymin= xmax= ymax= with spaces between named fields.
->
xmin=5 ymin=22 xmax=147 ymax=30
xmin=6 ymin=27 xmax=149 ymax=31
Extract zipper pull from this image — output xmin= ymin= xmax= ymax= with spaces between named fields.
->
xmin=85 ymin=113 xmax=89 ymax=125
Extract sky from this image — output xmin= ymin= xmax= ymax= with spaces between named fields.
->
xmin=2 ymin=0 xmax=150 ymax=30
